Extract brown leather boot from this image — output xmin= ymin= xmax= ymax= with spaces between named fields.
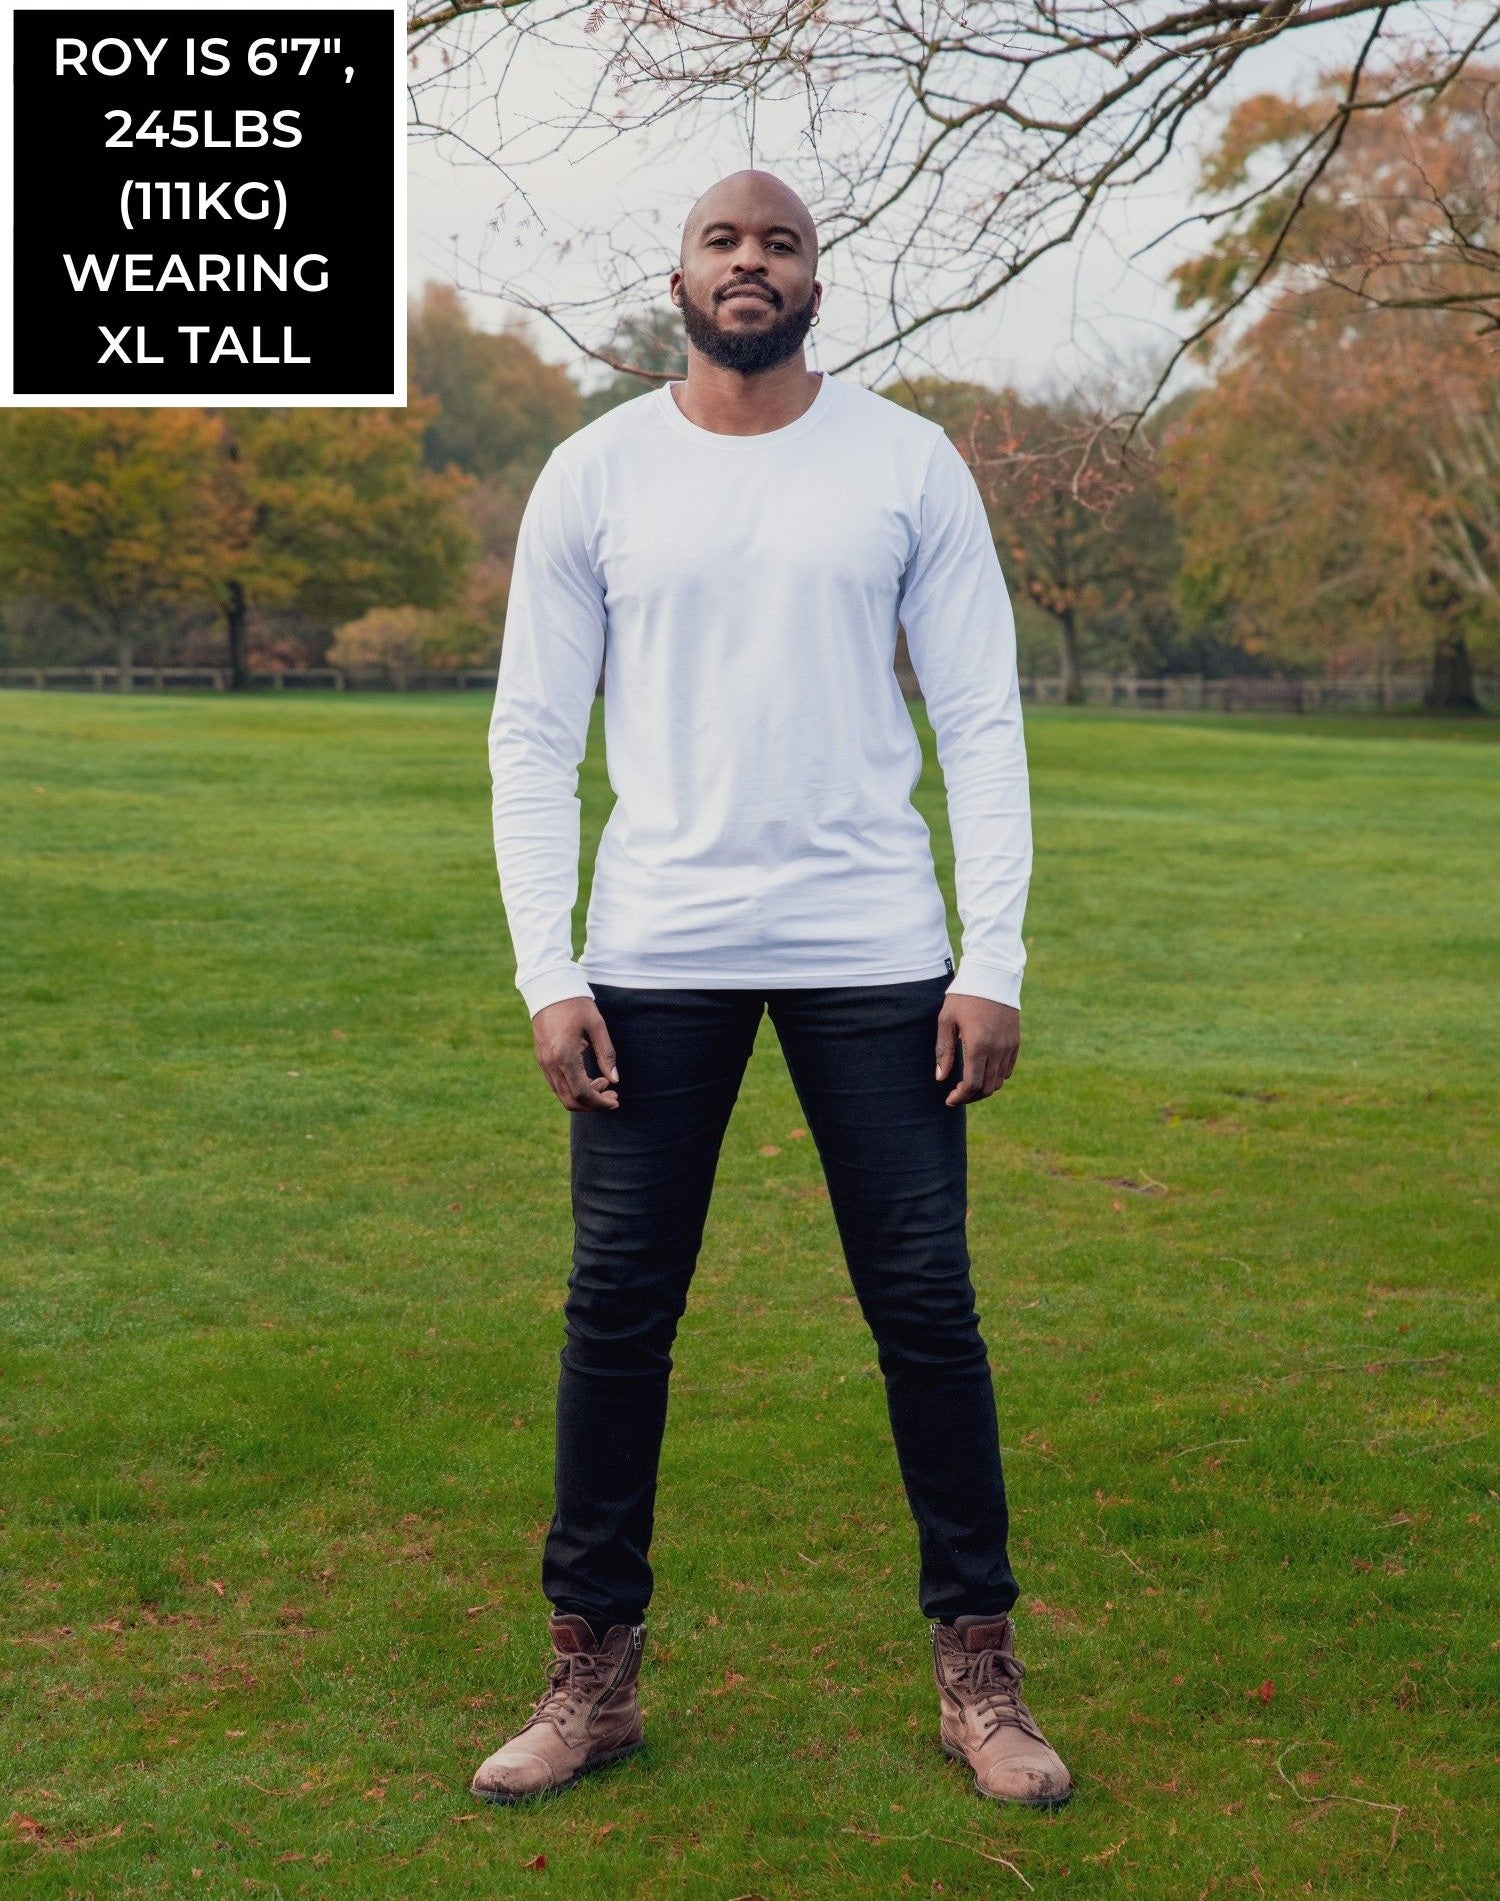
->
xmin=469 ymin=1614 xmax=646 ymax=1804
xmin=932 ymin=1614 xmax=1073 ymax=1809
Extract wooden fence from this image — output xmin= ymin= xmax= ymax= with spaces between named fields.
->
xmin=1 ymin=664 xmax=1490 ymax=710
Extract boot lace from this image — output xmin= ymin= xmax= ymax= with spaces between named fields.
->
xmin=522 ymin=1650 xmax=615 ymax=1736
xmin=954 ymin=1646 xmax=1048 ymax=1747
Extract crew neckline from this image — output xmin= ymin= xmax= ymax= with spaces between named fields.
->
xmin=656 ymin=370 xmax=834 ymax=448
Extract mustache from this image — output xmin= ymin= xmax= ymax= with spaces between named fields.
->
xmin=717 ymin=284 xmax=780 ymax=306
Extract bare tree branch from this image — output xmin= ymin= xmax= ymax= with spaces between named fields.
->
xmin=406 ymin=2 xmax=1500 ymax=414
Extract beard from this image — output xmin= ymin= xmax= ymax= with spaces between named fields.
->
xmin=678 ymin=281 xmax=818 ymax=374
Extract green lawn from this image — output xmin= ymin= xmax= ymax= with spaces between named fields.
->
xmin=1 ymin=692 xmax=1495 ymax=1899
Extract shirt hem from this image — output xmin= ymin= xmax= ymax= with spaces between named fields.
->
xmin=581 ymin=956 xmax=955 ymax=991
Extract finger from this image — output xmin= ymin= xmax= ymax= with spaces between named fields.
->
xmin=566 ymin=1047 xmax=621 ymax=1112
xmin=558 ymin=1056 xmax=596 ymax=1110
xmin=575 ymin=1028 xmax=619 ymax=1109
xmin=947 ymin=1051 xmax=997 ymax=1106
xmin=543 ymin=1062 xmax=577 ymax=1111
xmin=935 ymin=1013 xmax=956 ymax=1082
xmin=551 ymin=1050 xmax=589 ymax=1111
xmin=586 ymin=1017 xmax=620 ymax=1085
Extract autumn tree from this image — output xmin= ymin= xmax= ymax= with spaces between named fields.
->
xmin=402 ymin=282 xmax=589 ymax=665
xmin=0 ymin=404 xmax=474 ymax=685
xmin=1162 ymin=311 xmax=1497 ymax=705
xmin=212 ymin=404 xmax=473 ymax=687
xmin=0 ymin=409 xmax=238 ymax=685
xmin=1165 ymin=65 xmax=1500 ymax=706
xmin=408 ymin=282 xmax=581 ymax=480
xmin=884 ymin=377 xmax=1183 ymax=699
xmin=1171 ymin=60 xmax=1499 ymax=350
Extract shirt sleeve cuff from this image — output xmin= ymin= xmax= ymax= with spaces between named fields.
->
xmin=518 ymin=965 xmax=596 ymax=1018
xmin=946 ymin=959 xmax=1024 ymax=1010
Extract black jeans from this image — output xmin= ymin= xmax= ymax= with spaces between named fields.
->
xmin=541 ymin=975 xmax=1019 ymax=1628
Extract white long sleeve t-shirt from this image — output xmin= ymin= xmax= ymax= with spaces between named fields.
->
xmin=489 ymin=371 xmax=1032 ymax=1017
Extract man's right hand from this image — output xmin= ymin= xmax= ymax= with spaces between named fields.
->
xmin=532 ymin=997 xmax=620 ymax=1112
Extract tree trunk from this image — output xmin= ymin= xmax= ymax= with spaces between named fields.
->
xmin=117 ymin=636 xmax=134 ymax=693
xmin=1416 ymin=566 xmax=1482 ymax=713
xmin=1423 ymin=630 xmax=1481 ymax=712
xmin=1057 ymin=608 xmax=1084 ymax=704
xmin=225 ymin=579 xmax=249 ymax=691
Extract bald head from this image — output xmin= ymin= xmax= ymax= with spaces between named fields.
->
xmin=680 ymin=170 xmax=818 ymax=270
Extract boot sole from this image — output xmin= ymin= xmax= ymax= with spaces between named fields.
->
xmin=941 ymin=1743 xmax=1073 ymax=1811
xmin=469 ymin=1740 xmax=645 ymax=1806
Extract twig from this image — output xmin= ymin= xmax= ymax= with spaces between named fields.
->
xmin=932 ymin=1836 xmax=1036 ymax=1888
xmin=1274 ymin=1742 xmax=1405 ymax=1855
xmin=1096 ymin=1518 xmax=1153 ymax=1576
xmin=841 ymin=1827 xmax=1035 ymax=1888
xmin=1170 ymin=1438 xmax=1249 ymax=1459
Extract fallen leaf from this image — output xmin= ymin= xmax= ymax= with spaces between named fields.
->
xmin=522 ymin=1853 xmax=547 ymax=1870
xmin=1254 ymin=1679 xmax=1274 ymax=1705
xmin=208 ymin=1579 xmax=225 ymax=1597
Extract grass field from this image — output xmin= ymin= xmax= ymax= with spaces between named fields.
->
xmin=1 ymin=691 xmax=1495 ymax=1900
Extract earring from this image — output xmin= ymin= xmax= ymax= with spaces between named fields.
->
xmin=810 ymin=313 xmax=821 ymax=327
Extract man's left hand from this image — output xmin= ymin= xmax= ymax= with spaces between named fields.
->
xmin=935 ymin=995 xmax=1020 ymax=1107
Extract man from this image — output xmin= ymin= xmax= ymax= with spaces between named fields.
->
xmin=473 ymin=170 xmax=1072 ymax=1811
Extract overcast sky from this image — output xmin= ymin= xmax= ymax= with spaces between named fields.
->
xmin=406 ymin=9 xmax=1380 ymax=398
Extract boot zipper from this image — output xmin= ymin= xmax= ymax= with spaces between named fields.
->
xmin=591 ymin=1625 xmax=644 ymax=1717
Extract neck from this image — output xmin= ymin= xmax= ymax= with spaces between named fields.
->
xmin=671 ymin=352 xmax=822 ymax=436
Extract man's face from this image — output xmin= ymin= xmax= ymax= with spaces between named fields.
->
xmin=671 ymin=182 xmax=821 ymax=375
